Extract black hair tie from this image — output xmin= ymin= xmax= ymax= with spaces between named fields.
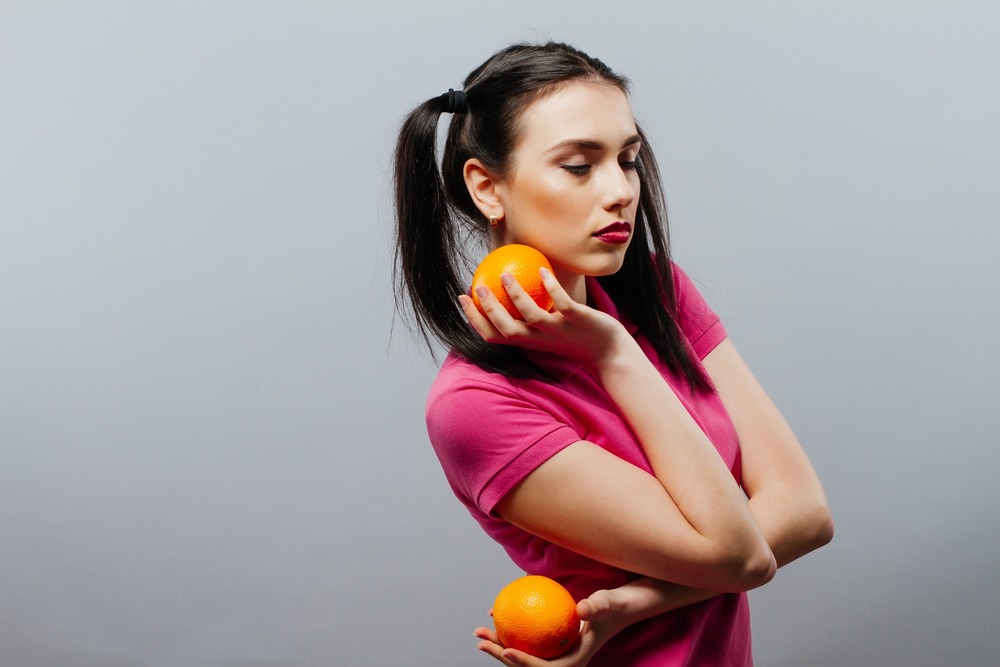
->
xmin=442 ymin=88 xmax=467 ymax=114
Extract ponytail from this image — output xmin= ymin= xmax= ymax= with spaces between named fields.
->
xmin=393 ymin=94 xmax=547 ymax=377
xmin=393 ymin=96 xmax=464 ymax=351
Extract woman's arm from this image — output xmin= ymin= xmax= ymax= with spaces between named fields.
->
xmin=474 ymin=579 xmax=720 ymax=667
xmin=461 ymin=271 xmax=775 ymax=592
xmin=703 ymin=339 xmax=834 ymax=566
xmin=474 ymin=337 xmax=835 ymax=666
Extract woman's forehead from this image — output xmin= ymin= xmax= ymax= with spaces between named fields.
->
xmin=516 ymin=81 xmax=637 ymax=151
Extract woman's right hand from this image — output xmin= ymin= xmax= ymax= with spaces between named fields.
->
xmin=458 ymin=268 xmax=631 ymax=369
xmin=472 ymin=589 xmax=628 ymax=667
xmin=473 ymin=577 xmax=723 ymax=667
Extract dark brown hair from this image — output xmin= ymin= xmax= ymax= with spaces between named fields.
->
xmin=394 ymin=42 xmax=711 ymax=392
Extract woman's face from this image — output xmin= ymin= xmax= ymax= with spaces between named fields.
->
xmin=494 ymin=81 xmax=641 ymax=297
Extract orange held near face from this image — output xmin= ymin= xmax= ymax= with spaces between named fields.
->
xmin=492 ymin=575 xmax=581 ymax=659
xmin=471 ymin=244 xmax=554 ymax=320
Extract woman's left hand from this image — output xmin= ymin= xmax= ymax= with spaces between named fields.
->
xmin=472 ymin=589 xmax=625 ymax=667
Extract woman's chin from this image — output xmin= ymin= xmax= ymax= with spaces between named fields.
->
xmin=582 ymin=253 xmax=629 ymax=278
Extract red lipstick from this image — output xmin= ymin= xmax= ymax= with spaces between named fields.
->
xmin=594 ymin=221 xmax=632 ymax=244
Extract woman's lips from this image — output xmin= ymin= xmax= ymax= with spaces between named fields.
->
xmin=594 ymin=221 xmax=632 ymax=244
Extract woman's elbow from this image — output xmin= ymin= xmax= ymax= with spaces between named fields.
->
xmin=736 ymin=544 xmax=778 ymax=591
xmin=809 ymin=501 xmax=835 ymax=550
xmin=785 ymin=497 xmax=835 ymax=563
xmin=711 ymin=540 xmax=777 ymax=592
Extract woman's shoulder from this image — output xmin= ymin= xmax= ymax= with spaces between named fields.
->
xmin=669 ymin=261 xmax=728 ymax=360
xmin=425 ymin=352 xmax=524 ymax=423
xmin=669 ymin=261 xmax=699 ymax=302
xmin=429 ymin=351 xmax=518 ymax=394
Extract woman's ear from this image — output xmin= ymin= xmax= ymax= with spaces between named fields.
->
xmin=463 ymin=158 xmax=503 ymax=220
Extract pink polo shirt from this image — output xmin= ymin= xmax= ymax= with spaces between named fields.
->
xmin=425 ymin=265 xmax=752 ymax=666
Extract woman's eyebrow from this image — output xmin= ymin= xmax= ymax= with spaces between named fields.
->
xmin=546 ymin=134 xmax=642 ymax=153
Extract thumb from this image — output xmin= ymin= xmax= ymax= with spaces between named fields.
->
xmin=577 ymin=589 xmax=615 ymax=621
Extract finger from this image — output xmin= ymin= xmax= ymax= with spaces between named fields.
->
xmin=458 ymin=294 xmax=503 ymax=342
xmin=475 ymin=284 xmax=530 ymax=339
xmin=476 ymin=639 xmax=522 ymax=666
xmin=497 ymin=647 xmax=548 ymax=667
xmin=539 ymin=267 xmax=578 ymax=313
xmin=474 ymin=626 xmax=501 ymax=644
xmin=462 ymin=291 xmax=529 ymax=344
xmin=499 ymin=273 xmax=550 ymax=323
xmin=578 ymin=589 xmax=613 ymax=620
xmin=475 ymin=627 xmax=551 ymax=667
xmin=484 ymin=638 xmax=588 ymax=667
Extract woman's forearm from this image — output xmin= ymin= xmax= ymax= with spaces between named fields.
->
xmin=748 ymin=487 xmax=835 ymax=567
xmin=701 ymin=339 xmax=834 ymax=569
xmin=607 ymin=498 xmax=833 ymax=635
xmin=603 ymin=498 xmax=833 ymax=638
xmin=594 ymin=335 xmax=775 ymax=585
xmin=606 ymin=577 xmax=720 ymax=626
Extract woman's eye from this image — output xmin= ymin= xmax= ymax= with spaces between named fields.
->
xmin=620 ymin=160 xmax=638 ymax=171
xmin=561 ymin=164 xmax=591 ymax=176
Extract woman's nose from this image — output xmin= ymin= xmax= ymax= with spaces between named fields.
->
xmin=604 ymin=164 xmax=636 ymax=211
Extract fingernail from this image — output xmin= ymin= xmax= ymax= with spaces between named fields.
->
xmin=539 ymin=267 xmax=552 ymax=279
xmin=500 ymin=273 xmax=512 ymax=287
xmin=475 ymin=286 xmax=489 ymax=299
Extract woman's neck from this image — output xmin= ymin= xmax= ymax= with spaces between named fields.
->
xmin=554 ymin=269 xmax=587 ymax=304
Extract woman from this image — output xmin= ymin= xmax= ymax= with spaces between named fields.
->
xmin=394 ymin=42 xmax=833 ymax=666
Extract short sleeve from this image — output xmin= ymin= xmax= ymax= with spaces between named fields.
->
xmin=425 ymin=374 xmax=580 ymax=516
xmin=672 ymin=263 xmax=728 ymax=359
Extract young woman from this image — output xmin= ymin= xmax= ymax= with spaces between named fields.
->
xmin=394 ymin=42 xmax=833 ymax=667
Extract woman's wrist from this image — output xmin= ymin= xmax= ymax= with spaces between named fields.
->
xmin=588 ymin=327 xmax=645 ymax=378
xmin=611 ymin=578 xmax=721 ymax=624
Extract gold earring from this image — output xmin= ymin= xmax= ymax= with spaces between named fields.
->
xmin=489 ymin=214 xmax=501 ymax=229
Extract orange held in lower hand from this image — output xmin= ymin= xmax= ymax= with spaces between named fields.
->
xmin=471 ymin=244 xmax=554 ymax=320
xmin=492 ymin=575 xmax=581 ymax=659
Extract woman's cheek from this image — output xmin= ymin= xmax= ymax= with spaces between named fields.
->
xmin=539 ymin=184 xmax=587 ymax=220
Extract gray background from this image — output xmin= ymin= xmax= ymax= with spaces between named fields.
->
xmin=2 ymin=2 xmax=997 ymax=666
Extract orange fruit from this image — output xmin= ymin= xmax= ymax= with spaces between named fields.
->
xmin=471 ymin=244 xmax=554 ymax=320
xmin=492 ymin=575 xmax=581 ymax=659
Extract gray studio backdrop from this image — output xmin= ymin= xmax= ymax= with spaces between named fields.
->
xmin=2 ymin=2 xmax=997 ymax=666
